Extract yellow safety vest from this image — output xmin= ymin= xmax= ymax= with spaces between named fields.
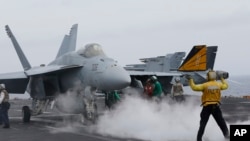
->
xmin=189 ymin=79 xmax=228 ymax=106
xmin=201 ymin=82 xmax=221 ymax=106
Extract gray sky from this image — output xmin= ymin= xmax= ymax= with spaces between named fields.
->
xmin=0 ymin=0 xmax=250 ymax=76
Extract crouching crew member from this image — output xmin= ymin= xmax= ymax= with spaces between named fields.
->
xmin=104 ymin=90 xmax=120 ymax=109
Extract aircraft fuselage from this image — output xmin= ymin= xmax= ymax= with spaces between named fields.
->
xmin=50 ymin=52 xmax=131 ymax=92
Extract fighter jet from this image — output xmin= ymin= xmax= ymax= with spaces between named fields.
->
xmin=124 ymin=45 xmax=227 ymax=94
xmin=1 ymin=24 xmax=131 ymax=123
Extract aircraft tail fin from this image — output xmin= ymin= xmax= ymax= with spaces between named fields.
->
xmin=56 ymin=24 xmax=78 ymax=58
xmin=169 ymin=52 xmax=186 ymax=71
xmin=5 ymin=25 xmax=31 ymax=70
xmin=178 ymin=45 xmax=217 ymax=71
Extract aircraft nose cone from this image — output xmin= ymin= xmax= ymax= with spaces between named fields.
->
xmin=102 ymin=67 xmax=131 ymax=91
xmin=112 ymin=71 xmax=131 ymax=89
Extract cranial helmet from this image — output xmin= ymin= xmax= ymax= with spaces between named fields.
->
xmin=207 ymin=70 xmax=216 ymax=81
xmin=151 ymin=76 xmax=157 ymax=81
xmin=175 ymin=77 xmax=180 ymax=82
xmin=0 ymin=84 xmax=5 ymax=90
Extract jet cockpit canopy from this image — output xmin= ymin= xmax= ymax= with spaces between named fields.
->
xmin=77 ymin=43 xmax=106 ymax=58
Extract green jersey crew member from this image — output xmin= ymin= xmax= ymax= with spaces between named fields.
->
xmin=104 ymin=90 xmax=120 ymax=109
xmin=150 ymin=76 xmax=163 ymax=102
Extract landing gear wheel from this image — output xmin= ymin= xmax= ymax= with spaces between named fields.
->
xmin=82 ymin=103 xmax=98 ymax=125
xmin=88 ymin=103 xmax=98 ymax=124
xmin=22 ymin=106 xmax=31 ymax=123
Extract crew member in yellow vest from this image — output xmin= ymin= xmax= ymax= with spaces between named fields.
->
xmin=186 ymin=70 xmax=229 ymax=141
xmin=0 ymin=83 xmax=10 ymax=128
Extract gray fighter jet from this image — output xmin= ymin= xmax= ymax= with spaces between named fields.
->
xmin=125 ymin=45 xmax=226 ymax=94
xmin=1 ymin=24 xmax=131 ymax=123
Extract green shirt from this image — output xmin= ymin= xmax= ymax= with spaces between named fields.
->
xmin=106 ymin=91 xmax=120 ymax=103
xmin=153 ymin=81 xmax=163 ymax=96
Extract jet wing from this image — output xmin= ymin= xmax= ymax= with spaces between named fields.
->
xmin=128 ymin=70 xmax=181 ymax=76
xmin=0 ymin=71 xmax=27 ymax=79
xmin=25 ymin=65 xmax=83 ymax=76
xmin=0 ymin=71 xmax=28 ymax=93
xmin=0 ymin=65 xmax=83 ymax=94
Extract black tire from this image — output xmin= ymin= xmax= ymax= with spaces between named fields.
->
xmin=22 ymin=106 xmax=31 ymax=123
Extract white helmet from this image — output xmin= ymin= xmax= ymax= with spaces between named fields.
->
xmin=0 ymin=83 xmax=5 ymax=89
xmin=175 ymin=77 xmax=180 ymax=82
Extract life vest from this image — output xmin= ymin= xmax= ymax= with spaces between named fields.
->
xmin=144 ymin=84 xmax=153 ymax=97
xmin=201 ymin=82 xmax=221 ymax=106
xmin=173 ymin=83 xmax=183 ymax=96
xmin=2 ymin=89 xmax=9 ymax=102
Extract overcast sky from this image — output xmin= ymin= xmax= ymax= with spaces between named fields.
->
xmin=0 ymin=0 xmax=250 ymax=76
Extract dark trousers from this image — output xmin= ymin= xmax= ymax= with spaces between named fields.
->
xmin=173 ymin=95 xmax=185 ymax=102
xmin=0 ymin=102 xmax=10 ymax=127
xmin=197 ymin=104 xmax=229 ymax=141
xmin=0 ymin=110 xmax=2 ymax=124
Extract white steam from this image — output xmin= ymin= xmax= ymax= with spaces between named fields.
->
xmin=46 ymin=88 xmax=250 ymax=141
xmin=94 ymin=95 xmax=231 ymax=141
xmin=54 ymin=86 xmax=95 ymax=114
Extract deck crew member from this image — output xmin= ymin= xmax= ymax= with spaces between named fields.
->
xmin=186 ymin=71 xmax=229 ymax=141
xmin=0 ymin=84 xmax=10 ymax=128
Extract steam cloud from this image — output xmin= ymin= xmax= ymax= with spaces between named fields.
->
xmin=94 ymin=95 xmax=249 ymax=141
xmin=48 ymin=88 xmax=250 ymax=141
